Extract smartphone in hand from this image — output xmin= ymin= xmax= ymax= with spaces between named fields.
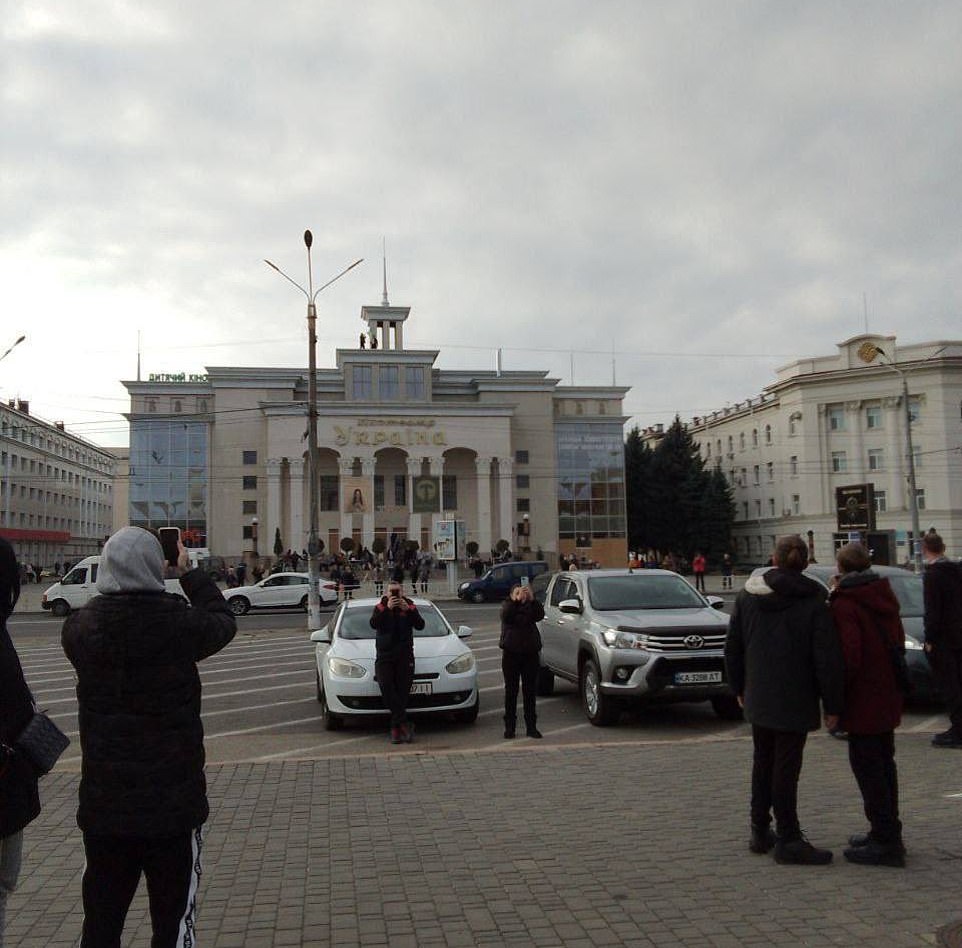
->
xmin=158 ymin=527 xmax=181 ymax=566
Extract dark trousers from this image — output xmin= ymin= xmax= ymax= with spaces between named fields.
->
xmin=750 ymin=725 xmax=807 ymax=840
xmin=694 ymin=572 xmax=706 ymax=592
xmin=502 ymin=650 xmax=539 ymax=729
xmin=376 ymin=654 xmax=414 ymax=728
xmin=848 ymin=731 xmax=901 ymax=844
xmin=930 ymin=647 xmax=962 ymax=734
xmin=81 ymin=827 xmax=203 ymax=948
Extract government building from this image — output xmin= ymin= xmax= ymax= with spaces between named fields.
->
xmin=123 ymin=297 xmax=629 ymax=566
xmin=659 ymin=334 xmax=962 ymax=566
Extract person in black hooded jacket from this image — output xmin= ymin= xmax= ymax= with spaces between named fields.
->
xmin=725 ymin=534 xmax=844 ymax=866
xmin=0 ymin=537 xmax=41 ymax=945
xmin=499 ymin=583 xmax=545 ymax=739
xmin=62 ymin=526 xmax=236 ymax=948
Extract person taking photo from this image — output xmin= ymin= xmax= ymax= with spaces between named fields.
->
xmin=499 ymin=582 xmax=546 ymax=739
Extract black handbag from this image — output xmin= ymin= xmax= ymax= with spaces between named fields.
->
xmin=16 ymin=709 xmax=70 ymax=775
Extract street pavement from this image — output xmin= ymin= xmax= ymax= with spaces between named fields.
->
xmin=7 ymin=575 xmax=962 ymax=947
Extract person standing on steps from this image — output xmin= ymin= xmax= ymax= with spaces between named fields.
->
xmin=499 ymin=583 xmax=546 ymax=739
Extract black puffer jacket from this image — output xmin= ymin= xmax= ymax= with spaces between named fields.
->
xmin=725 ymin=568 xmax=844 ymax=732
xmin=923 ymin=558 xmax=962 ymax=650
xmin=369 ymin=596 xmax=425 ymax=658
xmin=499 ymin=598 xmax=545 ymax=654
xmin=0 ymin=622 xmax=41 ymax=838
xmin=61 ymin=569 xmax=235 ymax=836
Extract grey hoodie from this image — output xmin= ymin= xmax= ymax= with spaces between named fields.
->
xmin=96 ymin=526 xmax=166 ymax=595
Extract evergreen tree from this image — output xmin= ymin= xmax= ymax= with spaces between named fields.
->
xmin=624 ymin=427 xmax=654 ymax=552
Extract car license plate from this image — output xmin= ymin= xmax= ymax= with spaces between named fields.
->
xmin=674 ymin=671 xmax=723 ymax=684
xmin=410 ymin=682 xmax=433 ymax=695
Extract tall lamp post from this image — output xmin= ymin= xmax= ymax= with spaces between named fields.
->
xmin=265 ymin=234 xmax=362 ymax=628
xmin=863 ymin=344 xmax=922 ymax=572
xmin=251 ymin=516 xmax=259 ymax=558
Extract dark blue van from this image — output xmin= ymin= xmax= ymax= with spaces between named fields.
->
xmin=457 ymin=561 xmax=549 ymax=603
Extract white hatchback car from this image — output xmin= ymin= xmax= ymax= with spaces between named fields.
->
xmin=224 ymin=572 xmax=339 ymax=616
xmin=309 ymin=597 xmax=479 ymax=730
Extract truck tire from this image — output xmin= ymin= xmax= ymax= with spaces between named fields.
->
xmin=581 ymin=658 xmax=619 ymax=726
xmin=50 ymin=599 xmax=70 ymax=617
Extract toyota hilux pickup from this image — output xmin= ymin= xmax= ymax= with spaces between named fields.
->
xmin=533 ymin=568 xmax=740 ymax=725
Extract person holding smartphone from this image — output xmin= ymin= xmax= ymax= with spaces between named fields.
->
xmin=500 ymin=582 xmax=546 ymax=739
xmin=370 ymin=582 xmax=425 ymax=744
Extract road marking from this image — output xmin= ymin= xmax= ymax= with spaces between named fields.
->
xmin=906 ymin=715 xmax=944 ymax=733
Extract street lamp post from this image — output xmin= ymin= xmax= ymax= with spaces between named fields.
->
xmin=251 ymin=516 xmax=259 ymax=558
xmin=867 ymin=346 xmax=922 ymax=572
xmin=265 ymin=235 xmax=362 ymax=628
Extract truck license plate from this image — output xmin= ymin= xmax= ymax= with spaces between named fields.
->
xmin=674 ymin=671 xmax=723 ymax=684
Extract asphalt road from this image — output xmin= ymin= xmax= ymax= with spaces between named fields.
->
xmin=10 ymin=599 xmax=949 ymax=767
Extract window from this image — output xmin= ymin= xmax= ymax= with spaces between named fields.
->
xmin=792 ymin=494 xmax=800 ymax=515
xmin=915 ymin=488 xmax=926 ymax=511
xmin=517 ymin=498 xmax=530 ymax=512
xmin=742 ymin=501 xmax=748 ymax=519
xmin=442 ymin=475 xmax=457 ymax=510
xmin=353 ymin=365 xmax=373 ymax=400
xmin=766 ymin=462 xmax=774 ymax=482
xmin=320 ymin=476 xmax=339 ymax=511
xmin=764 ymin=424 xmax=772 ymax=445
xmin=379 ymin=365 xmax=399 ymax=400
xmin=739 ymin=432 xmax=745 ymax=451
xmin=874 ymin=490 xmax=887 ymax=514
xmin=173 ymin=400 xmax=182 ymax=413
xmin=242 ymin=500 xmax=257 ymax=515
xmin=405 ymin=366 xmax=425 ymax=400
xmin=739 ymin=468 xmax=747 ymax=486
xmin=768 ymin=498 xmax=775 ymax=516
xmin=242 ymin=450 xmax=257 ymax=465
xmin=828 ymin=406 xmax=845 ymax=431
xmin=516 ymin=474 xmax=530 ymax=489
xmin=752 ymin=465 xmax=760 ymax=486
xmin=754 ymin=500 xmax=761 ymax=517
xmin=831 ymin=451 xmax=847 ymax=473
xmin=242 ymin=476 xmax=257 ymax=489
xmin=866 ymin=406 xmax=882 ymax=429
xmin=752 ymin=428 xmax=758 ymax=447
xmin=242 ymin=525 xmax=253 ymax=540
xmin=394 ymin=475 xmax=407 ymax=507
xmin=705 ymin=442 xmax=711 ymax=458
xmin=515 ymin=450 xmax=529 ymax=464
xmin=727 ymin=435 xmax=733 ymax=454
xmin=912 ymin=447 xmax=922 ymax=470
xmin=868 ymin=448 xmax=884 ymax=471
xmin=908 ymin=398 xmax=921 ymax=424
xmin=789 ymin=455 xmax=798 ymax=476
xmin=374 ymin=475 xmax=385 ymax=510
xmin=789 ymin=416 xmax=798 ymax=436
xmin=147 ymin=399 xmax=156 ymax=413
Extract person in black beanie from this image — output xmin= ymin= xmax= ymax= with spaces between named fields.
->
xmin=370 ymin=580 xmax=425 ymax=744
xmin=500 ymin=583 xmax=546 ymax=739
xmin=0 ymin=537 xmax=41 ymax=945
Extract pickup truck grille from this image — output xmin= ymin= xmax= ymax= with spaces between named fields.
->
xmin=615 ymin=627 xmax=727 ymax=652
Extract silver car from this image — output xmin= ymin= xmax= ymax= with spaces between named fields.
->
xmin=535 ymin=569 xmax=737 ymax=726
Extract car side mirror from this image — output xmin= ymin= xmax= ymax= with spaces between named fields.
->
xmin=706 ymin=596 xmax=725 ymax=610
xmin=559 ymin=598 xmax=582 ymax=615
xmin=457 ymin=625 xmax=473 ymax=638
xmin=310 ymin=626 xmax=332 ymax=644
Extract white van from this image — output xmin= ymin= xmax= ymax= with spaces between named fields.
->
xmin=42 ymin=555 xmax=190 ymax=617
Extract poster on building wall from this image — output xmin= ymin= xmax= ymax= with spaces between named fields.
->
xmin=412 ymin=476 xmax=440 ymax=513
xmin=343 ymin=477 xmax=369 ymax=513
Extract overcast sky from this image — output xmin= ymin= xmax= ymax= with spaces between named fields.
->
xmin=2 ymin=1 xmax=960 ymax=448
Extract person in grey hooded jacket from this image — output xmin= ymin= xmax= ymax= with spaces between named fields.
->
xmin=62 ymin=526 xmax=236 ymax=948
xmin=725 ymin=534 xmax=844 ymax=866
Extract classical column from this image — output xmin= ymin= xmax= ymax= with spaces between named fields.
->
xmin=406 ymin=456 xmax=423 ymax=545
xmin=816 ymin=405 xmax=830 ymax=517
xmin=339 ymin=457 xmax=355 ymax=551
xmin=496 ymin=456 xmax=513 ymax=550
xmin=883 ymin=396 xmax=904 ymax=510
xmin=429 ymin=456 xmax=445 ymax=550
xmin=846 ymin=400 xmax=864 ymax=478
xmin=360 ymin=457 xmax=376 ymax=548
xmin=475 ymin=455 xmax=492 ymax=557
xmin=266 ymin=458 xmax=283 ymax=556
xmin=288 ymin=458 xmax=305 ymax=554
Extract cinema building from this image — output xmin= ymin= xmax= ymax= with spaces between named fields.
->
xmin=123 ymin=298 xmax=629 ymax=566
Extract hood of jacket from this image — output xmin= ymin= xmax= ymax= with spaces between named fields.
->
xmin=744 ymin=567 xmax=826 ymax=611
xmin=97 ymin=526 xmax=165 ymax=595
xmin=832 ymin=570 xmax=901 ymax=619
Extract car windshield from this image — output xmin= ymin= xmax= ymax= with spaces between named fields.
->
xmin=587 ymin=575 xmax=706 ymax=611
xmin=338 ymin=604 xmax=451 ymax=639
xmin=887 ymin=574 xmax=924 ymax=617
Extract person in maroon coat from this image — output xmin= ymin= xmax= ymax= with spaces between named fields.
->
xmin=829 ymin=543 xmax=906 ymax=867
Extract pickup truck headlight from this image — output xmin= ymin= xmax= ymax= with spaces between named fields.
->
xmin=603 ymin=629 xmax=646 ymax=650
xmin=327 ymin=656 xmax=367 ymax=678
xmin=445 ymin=653 xmax=476 ymax=674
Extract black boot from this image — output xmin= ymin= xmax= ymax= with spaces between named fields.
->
xmin=843 ymin=839 xmax=906 ymax=867
xmin=503 ymin=716 xmax=516 ymax=739
xmin=774 ymin=835 xmax=832 ymax=865
xmin=749 ymin=825 xmax=776 ymax=854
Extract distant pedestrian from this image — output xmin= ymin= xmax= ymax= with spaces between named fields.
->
xmin=62 ymin=527 xmax=236 ymax=947
xmin=499 ymin=583 xmax=545 ymax=739
xmin=372 ymin=563 xmax=384 ymax=597
xmin=692 ymin=552 xmax=707 ymax=593
xmin=1 ymin=538 xmax=42 ymax=945
xmin=921 ymin=532 xmax=962 ymax=748
xmin=721 ymin=554 xmax=734 ymax=590
xmin=370 ymin=581 xmax=424 ymax=744
xmin=829 ymin=542 xmax=906 ymax=867
xmin=418 ymin=559 xmax=431 ymax=595
xmin=725 ymin=534 xmax=844 ymax=865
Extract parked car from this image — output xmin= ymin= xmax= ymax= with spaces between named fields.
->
xmin=224 ymin=572 xmax=339 ymax=616
xmin=752 ymin=564 xmax=935 ymax=702
xmin=309 ymin=597 xmax=478 ymax=730
xmin=457 ymin=560 xmax=549 ymax=603
xmin=535 ymin=568 xmax=738 ymax=725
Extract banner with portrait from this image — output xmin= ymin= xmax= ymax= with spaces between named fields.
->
xmin=343 ymin=477 xmax=369 ymax=514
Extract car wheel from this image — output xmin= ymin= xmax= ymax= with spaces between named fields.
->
xmin=581 ymin=658 xmax=619 ymax=726
xmin=454 ymin=693 xmax=480 ymax=724
xmin=536 ymin=666 xmax=555 ymax=696
xmin=300 ymin=595 xmax=309 ymax=612
xmin=711 ymin=695 xmax=743 ymax=721
xmin=50 ymin=599 xmax=70 ymax=618
xmin=228 ymin=597 xmax=250 ymax=616
xmin=315 ymin=669 xmax=323 ymax=703
xmin=320 ymin=685 xmax=343 ymax=731
xmin=470 ymin=590 xmax=486 ymax=604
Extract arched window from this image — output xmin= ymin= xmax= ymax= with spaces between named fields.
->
xmin=765 ymin=424 xmax=772 ymax=444
xmin=752 ymin=428 xmax=758 ymax=447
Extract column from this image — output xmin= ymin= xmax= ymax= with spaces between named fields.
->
xmin=475 ymin=455 xmax=492 ymax=557
xmin=360 ymin=457 xmax=376 ymax=548
xmin=497 ymin=456 xmax=513 ymax=550
xmin=266 ymin=458 xmax=282 ymax=555
xmin=288 ymin=458 xmax=305 ymax=554
xmin=406 ymin=456 xmax=423 ymax=545
xmin=883 ymin=396 xmax=904 ymax=510
xmin=429 ymin=456 xmax=444 ymax=550
xmin=339 ymin=457 xmax=355 ymax=550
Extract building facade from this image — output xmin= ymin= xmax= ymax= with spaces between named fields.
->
xmin=665 ymin=334 xmax=962 ymax=565
xmin=0 ymin=399 xmax=116 ymax=566
xmin=123 ymin=300 xmax=629 ymax=566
